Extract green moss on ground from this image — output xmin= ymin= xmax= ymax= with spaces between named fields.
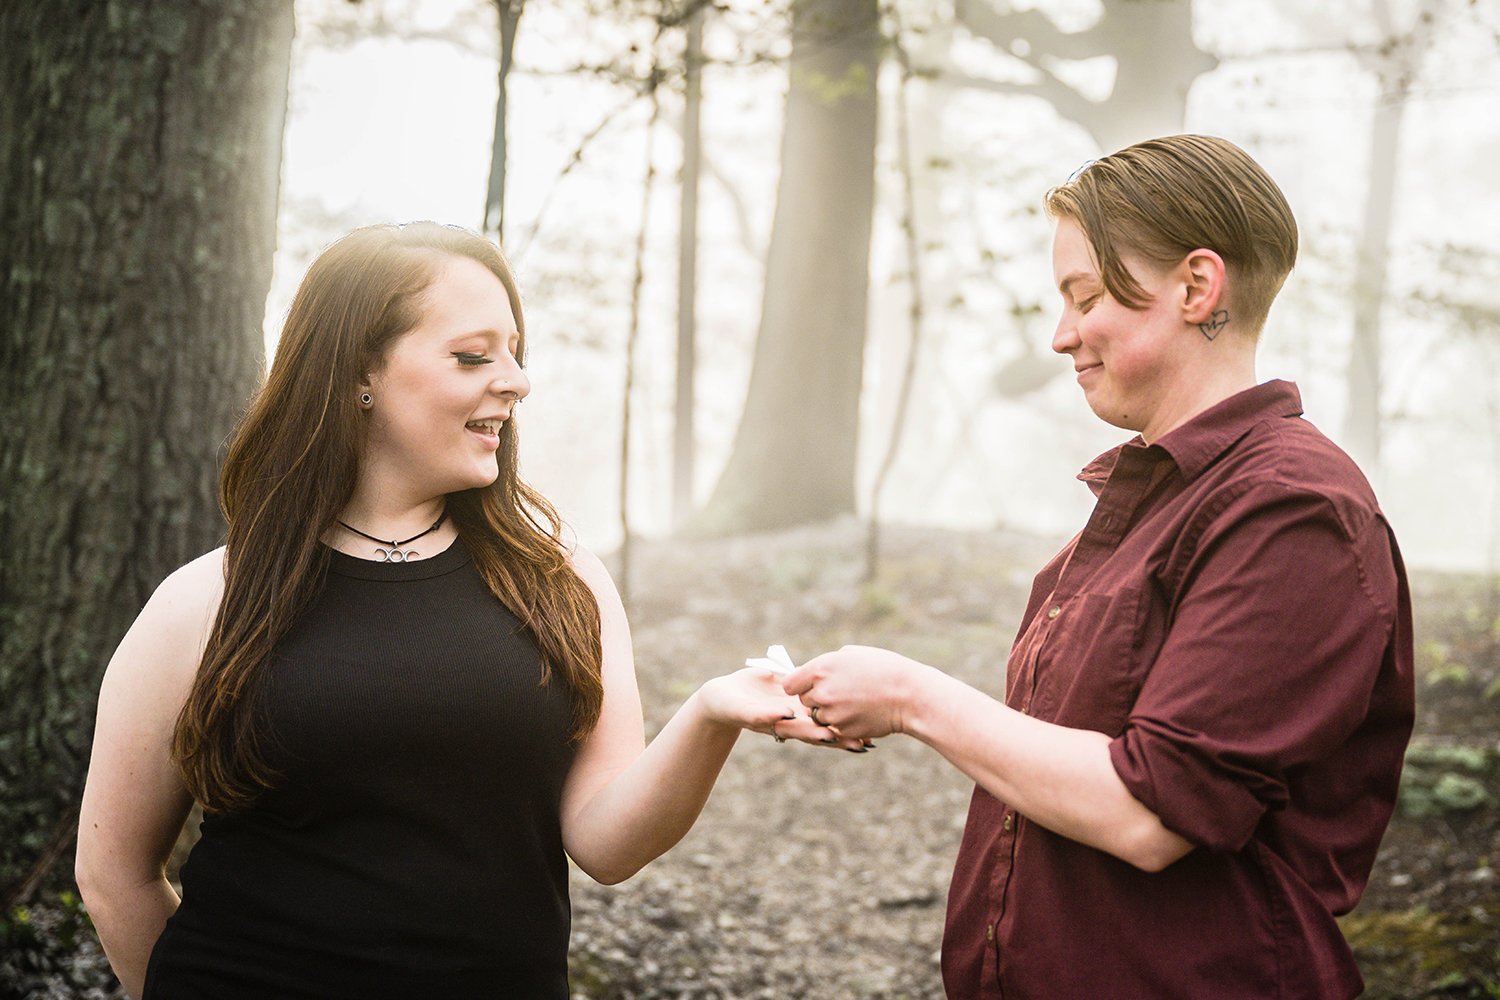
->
xmin=1344 ymin=903 xmax=1500 ymax=999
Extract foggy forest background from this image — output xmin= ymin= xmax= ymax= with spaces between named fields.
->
xmin=2 ymin=0 xmax=1499 ymax=996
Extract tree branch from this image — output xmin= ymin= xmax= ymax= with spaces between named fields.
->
xmin=660 ymin=114 xmax=762 ymax=260
xmin=954 ymin=0 xmax=1105 ymax=60
xmin=0 ymin=804 xmax=79 ymax=912
xmin=934 ymin=65 xmax=1104 ymax=137
xmin=509 ymin=90 xmax=648 ymax=265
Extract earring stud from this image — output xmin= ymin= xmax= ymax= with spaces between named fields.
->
xmin=359 ymin=392 xmax=373 ymax=406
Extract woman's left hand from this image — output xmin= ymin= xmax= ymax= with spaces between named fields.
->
xmin=782 ymin=645 xmax=934 ymax=741
xmin=695 ymin=667 xmax=868 ymax=751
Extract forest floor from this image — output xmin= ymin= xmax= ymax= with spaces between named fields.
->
xmin=567 ymin=520 xmax=1500 ymax=1000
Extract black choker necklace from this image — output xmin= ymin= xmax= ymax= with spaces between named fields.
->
xmin=337 ymin=507 xmax=447 ymax=563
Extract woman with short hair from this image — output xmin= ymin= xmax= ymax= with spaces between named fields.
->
xmin=787 ymin=135 xmax=1414 ymax=999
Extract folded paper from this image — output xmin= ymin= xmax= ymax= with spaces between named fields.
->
xmin=744 ymin=643 xmax=796 ymax=677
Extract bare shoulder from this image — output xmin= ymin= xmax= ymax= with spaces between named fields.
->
xmin=160 ymin=545 xmax=227 ymax=593
xmin=105 ymin=547 xmax=226 ymax=697
xmin=564 ymin=538 xmax=606 ymax=583
xmin=564 ymin=541 xmax=622 ymax=606
xmin=147 ymin=547 xmax=226 ymax=636
xmin=564 ymin=539 xmax=633 ymax=641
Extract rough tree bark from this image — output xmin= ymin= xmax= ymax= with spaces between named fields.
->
xmin=0 ymin=0 xmax=294 ymax=900
xmin=690 ymin=0 xmax=880 ymax=535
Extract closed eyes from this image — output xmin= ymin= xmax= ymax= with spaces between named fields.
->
xmin=452 ymin=352 xmax=494 ymax=367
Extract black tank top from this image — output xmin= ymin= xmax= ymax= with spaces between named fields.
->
xmin=144 ymin=538 xmax=578 ymax=999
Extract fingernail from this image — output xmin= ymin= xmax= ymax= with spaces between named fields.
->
xmin=783 ymin=712 xmax=798 ymax=720
xmin=863 ymin=742 xmax=877 ymax=749
xmin=820 ymin=738 xmax=839 ymax=745
xmin=845 ymin=746 xmax=869 ymax=753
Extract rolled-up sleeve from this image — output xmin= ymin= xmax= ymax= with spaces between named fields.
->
xmin=1109 ymin=484 xmax=1398 ymax=853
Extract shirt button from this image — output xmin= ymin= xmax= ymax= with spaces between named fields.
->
xmin=1002 ymin=813 xmax=1014 ymax=832
xmin=1047 ymin=605 xmax=1061 ymax=620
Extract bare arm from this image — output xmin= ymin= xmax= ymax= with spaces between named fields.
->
xmin=559 ymin=546 xmax=856 ymax=884
xmin=76 ymin=550 xmax=223 ymax=998
xmin=784 ymin=647 xmax=1193 ymax=872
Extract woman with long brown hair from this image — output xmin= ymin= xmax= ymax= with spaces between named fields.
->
xmin=73 ymin=222 xmax=860 ymax=999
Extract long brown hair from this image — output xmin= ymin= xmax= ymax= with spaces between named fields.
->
xmin=173 ymin=222 xmax=604 ymax=814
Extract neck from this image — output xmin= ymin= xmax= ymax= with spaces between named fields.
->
xmin=1141 ymin=350 xmax=1257 ymax=444
xmin=330 ymin=491 xmax=452 ymax=563
xmin=336 ymin=492 xmax=447 ymax=537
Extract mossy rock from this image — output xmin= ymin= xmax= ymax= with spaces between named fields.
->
xmin=1399 ymin=741 xmax=1499 ymax=819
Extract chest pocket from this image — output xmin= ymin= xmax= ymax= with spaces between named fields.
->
xmin=1026 ymin=586 xmax=1147 ymax=736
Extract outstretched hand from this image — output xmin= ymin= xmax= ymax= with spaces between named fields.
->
xmin=782 ymin=645 xmax=933 ymax=742
xmin=696 ymin=667 xmax=869 ymax=752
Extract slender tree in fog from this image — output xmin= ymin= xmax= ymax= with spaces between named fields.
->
xmin=674 ymin=0 xmax=707 ymax=529
xmin=1258 ymin=0 xmax=1489 ymax=473
xmin=0 ymin=1 xmax=293 ymax=906
xmin=619 ymin=34 xmax=666 ymax=601
xmin=484 ymin=0 xmax=527 ymax=240
xmin=1342 ymin=0 xmax=1447 ymax=473
xmin=865 ymin=26 xmax=930 ymax=582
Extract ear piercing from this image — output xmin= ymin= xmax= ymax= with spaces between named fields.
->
xmin=359 ymin=392 xmax=373 ymax=407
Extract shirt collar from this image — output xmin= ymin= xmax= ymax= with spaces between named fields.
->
xmin=1077 ymin=380 xmax=1305 ymax=494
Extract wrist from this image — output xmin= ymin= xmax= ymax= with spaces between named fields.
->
xmin=686 ymin=679 xmax=741 ymax=734
xmin=900 ymin=662 xmax=955 ymax=743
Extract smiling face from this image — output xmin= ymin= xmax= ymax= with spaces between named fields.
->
xmin=1050 ymin=218 xmax=1200 ymax=441
xmin=361 ymin=254 xmax=530 ymax=501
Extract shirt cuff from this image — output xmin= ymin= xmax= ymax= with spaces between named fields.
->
xmin=1109 ymin=722 xmax=1283 ymax=853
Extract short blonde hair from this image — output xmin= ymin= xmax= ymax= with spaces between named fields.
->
xmin=1045 ymin=134 xmax=1298 ymax=333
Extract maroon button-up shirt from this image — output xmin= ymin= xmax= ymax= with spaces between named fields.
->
xmin=942 ymin=381 xmax=1414 ymax=999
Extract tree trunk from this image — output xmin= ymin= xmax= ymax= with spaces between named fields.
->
xmin=0 ymin=0 xmax=293 ymax=898
xmin=1343 ymin=0 xmax=1438 ymax=476
xmin=690 ymin=0 xmax=879 ymax=535
xmin=673 ymin=4 xmax=704 ymax=529
xmin=619 ymin=85 xmax=662 ymax=605
xmin=484 ymin=0 xmax=524 ymax=238
xmin=865 ymin=42 xmax=929 ymax=582
xmin=1344 ymin=88 xmax=1404 ymax=474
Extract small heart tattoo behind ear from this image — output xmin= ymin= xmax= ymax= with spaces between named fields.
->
xmin=1199 ymin=309 xmax=1229 ymax=341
